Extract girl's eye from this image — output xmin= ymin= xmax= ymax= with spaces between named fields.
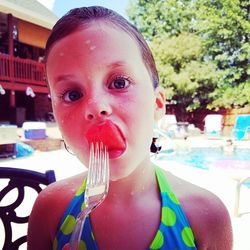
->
xmin=63 ymin=90 xmax=83 ymax=102
xmin=108 ymin=77 xmax=130 ymax=89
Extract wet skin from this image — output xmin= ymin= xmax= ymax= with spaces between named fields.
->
xmin=46 ymin=22 xmax=157 ymax=181
xmin=27 ymin=21 xmax=233 ymax=250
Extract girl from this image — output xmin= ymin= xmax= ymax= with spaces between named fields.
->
xmin=28 ymin=6 xmax=233 ymax=250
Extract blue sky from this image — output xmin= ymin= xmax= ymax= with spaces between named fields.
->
xmin=52 ymin=0 xmax=131 ymax=18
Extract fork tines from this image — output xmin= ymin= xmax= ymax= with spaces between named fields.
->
xmin=87 ymin=142 xmax=109 ymax=196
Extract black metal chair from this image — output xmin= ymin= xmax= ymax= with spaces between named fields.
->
xmin=0 ymin=167 xmax=56 ymax=250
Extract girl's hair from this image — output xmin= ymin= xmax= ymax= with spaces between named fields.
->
xmin=45 ymin=6 xmax=159 ymax=88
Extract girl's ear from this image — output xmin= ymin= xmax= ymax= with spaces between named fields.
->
xmin=154 ymin=86 xmax=166 ymax=121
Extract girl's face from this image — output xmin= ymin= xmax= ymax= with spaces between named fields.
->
xmin=46 ymin=22 xmax=158 ymax=180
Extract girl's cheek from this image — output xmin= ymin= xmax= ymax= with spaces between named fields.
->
xmin=51 ymin=106 xmax=68 ymax=134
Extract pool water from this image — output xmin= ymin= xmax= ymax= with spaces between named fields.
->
xmin=157 ymin=147 xmax=250 ymax=170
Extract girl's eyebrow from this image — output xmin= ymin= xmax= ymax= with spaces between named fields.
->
xmin=52 ymin=61 xmax=128 ymax=85
xmin=53 ymin=74 xmax=75 ymax=84
xmin=107 ymin=61 xmax=127 ymax=69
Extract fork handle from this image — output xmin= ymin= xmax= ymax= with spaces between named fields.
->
xmin=69 ymin=208 xmax=90 ymax=250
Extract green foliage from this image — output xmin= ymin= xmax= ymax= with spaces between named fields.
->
xmin=127 ymin=0 xmax=194 ymax=39
xmin=127 ymin=0 xmax=250 ymax=112
xmin=194 ymin=0 xmax=250 ymax=108
xmin=208 ymin=80 xmax=250 ymax=109
xmin=150 ymin=33 xmax=219 ymax=112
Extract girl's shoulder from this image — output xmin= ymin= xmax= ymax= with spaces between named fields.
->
xmin=38 ymin=173 xmax=87 ymax=215
xmin=163 ymin=170 xmax=233 ymax=249
xmin=37 ymin=173 xmax=86 ymax=207
xmin=28 ymin=173 xmax=87 ymax=248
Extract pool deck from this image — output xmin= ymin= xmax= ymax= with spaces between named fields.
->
xmin=1 ymin=123 xmax=250 ymax=250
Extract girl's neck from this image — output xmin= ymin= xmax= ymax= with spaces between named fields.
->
xmin=106 ymin=159 xmax=157 ymax=203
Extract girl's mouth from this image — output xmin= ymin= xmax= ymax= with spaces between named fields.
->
xmin=108 ymin=149 xmax=125 ymax=159
xmin=85 ymin=120 xmax=126 ymax=159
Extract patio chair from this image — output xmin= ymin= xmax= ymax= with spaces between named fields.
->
xmin=0 ymin=167 xmax=56 ymax=250
xmin=235 ymin=176 xmax=250 ymax=217
xmin=204 ymin=114 xmax=223 ymax=138
xmin=158 ymin=114 xmax=178 ymax=138
xmin=232 ymin=114 xmax=250 ymax=140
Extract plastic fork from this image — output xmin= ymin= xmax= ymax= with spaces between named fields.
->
xmin=69 ymin=142 xmax=109 ymax=250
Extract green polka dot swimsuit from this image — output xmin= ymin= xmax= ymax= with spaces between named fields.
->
xmin=53 ymin=167 xmax=197 ymax=249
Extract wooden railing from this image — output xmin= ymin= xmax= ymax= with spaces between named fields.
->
xmin=0 ymin=54 xmax=46 ymax=86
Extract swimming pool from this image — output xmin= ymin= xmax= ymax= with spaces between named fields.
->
xmin=157 ymin=147 xmax=250 ymax=170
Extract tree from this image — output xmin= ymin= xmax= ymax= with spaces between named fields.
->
xmin=127 ymin=0 xmax=194 ymax=38
xmin=127 ymin=0 xmax=250 ymax=111
xmin=150 ymin=33 xmax=219 ymax=120
xmin=193 ymin=0 xmax=250 ymax=108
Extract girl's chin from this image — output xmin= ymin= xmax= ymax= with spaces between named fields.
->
xmin=109 ymin=168 xmax=135 ymax=182
xmin=109 ymin=171 xmax=129 ymax=182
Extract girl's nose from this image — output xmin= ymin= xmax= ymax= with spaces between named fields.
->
xmin=85 ymin=96 xmax=112 ymax=120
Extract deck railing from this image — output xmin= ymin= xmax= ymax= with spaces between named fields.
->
xmin=0 ymin=54 xmax=46 ymax=86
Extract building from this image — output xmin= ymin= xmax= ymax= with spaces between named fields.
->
xmin=0 ymin=0 xmax=58 ymax=126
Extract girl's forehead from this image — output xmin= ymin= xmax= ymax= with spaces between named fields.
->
xmin=52 ymin=22 xmax=138 ymax=52
xmin=46 ymin=21 xmax=152 ymax=84
xmin=47 ymin=22 xmax=143 ymax=66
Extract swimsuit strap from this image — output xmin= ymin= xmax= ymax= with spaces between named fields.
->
xmin=148 ymin=166 xmax=197 ymax=249
xmin=53 ymin=178 xmax=99 ymax=250
xmin=54 ymin=167 xmax=197 ymax=250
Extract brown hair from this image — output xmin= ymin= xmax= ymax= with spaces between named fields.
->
xmin=45 ymin=6 xmax=159 ymax=88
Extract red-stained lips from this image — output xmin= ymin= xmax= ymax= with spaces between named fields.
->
xmin=86 ymin=120 xmax=126 ymax=152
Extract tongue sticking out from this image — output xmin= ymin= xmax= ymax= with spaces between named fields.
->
xmin=86 ymin=120 xmax=126 ymax=151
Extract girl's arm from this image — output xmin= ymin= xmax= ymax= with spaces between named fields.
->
xmin=27 ymin=178 xmax=78 ymax=250
xmin=27 ymin=187 xmax=56 ymax=250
